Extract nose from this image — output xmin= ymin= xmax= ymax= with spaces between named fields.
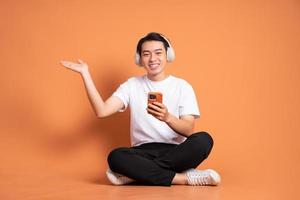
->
xmin=149 ymin=53 xmax=156 ymax=62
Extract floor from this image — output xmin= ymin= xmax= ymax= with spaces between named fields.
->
xmin=1 ymin=170 xmax=297 ymax=200
xmin=0 ymin=116 xmax=299 ymax=200
xmin=1 ymin=140 xmax=298 ymax=200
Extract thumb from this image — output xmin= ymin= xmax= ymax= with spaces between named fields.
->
xmin=78 ymin=59 xmax=84 ymax=64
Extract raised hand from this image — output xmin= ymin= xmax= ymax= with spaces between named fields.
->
xmin=60 ymin=59 xmax=88 ymax=74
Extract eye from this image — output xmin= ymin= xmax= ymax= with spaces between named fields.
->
xmin=156 ymin=52 xmax=162 ymax=55
xmin=142 ymin=53 xmax=150 ymax=57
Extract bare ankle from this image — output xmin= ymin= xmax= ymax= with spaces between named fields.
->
xmin=171 ymin=173 xmax=188 ymax=185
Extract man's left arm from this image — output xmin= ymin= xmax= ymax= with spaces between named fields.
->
xmin=147 ymin=102 xmax=195 ymax=137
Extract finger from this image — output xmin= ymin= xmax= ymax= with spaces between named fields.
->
xmin=60 ymin=61 xmax=70 ymax=67
xmin=147 ymin=108 xmax=163 ymax=117
xmin=60 ymin=61 xmax=72 ymax=66
xmin=60 ymin=61 xmax=77 ymax=70
xmin=148 ymin=103 xmax=163 ymax=112
xmin=60 ymin=60 xmax=67 ymax=65
xmin=60 ymin=60 xmax=72 ymax=64
xmin=78 ymin=59 xmax=84 ymax=64
xmin=152 ymin=102 xmax=164 ymax=108
xmin=61 ymin=62 xmax=72 ymax=68
xmin=156 ymin=116 xmax=164 ymax=121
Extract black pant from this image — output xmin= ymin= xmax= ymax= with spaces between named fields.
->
xmin=107 ymin=131 xmax=214 ymax=186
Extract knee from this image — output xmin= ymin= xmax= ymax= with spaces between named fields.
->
xmin=107 ymin=147 xmax=129 ymax=171
xmin=189 ymin=131 xmax=214 ymax=153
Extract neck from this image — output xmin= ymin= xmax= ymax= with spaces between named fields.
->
xmin=147 ymin=72 xmax=167 ymax=81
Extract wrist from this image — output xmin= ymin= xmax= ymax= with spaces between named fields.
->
xmin=165 ymin=113 xmax=173 ymax=124
xmin=81 ymin=68 xmax=90 ymax=76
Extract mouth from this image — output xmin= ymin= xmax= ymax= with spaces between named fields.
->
xmin=148 ymin=63 xmax=160 ymax=70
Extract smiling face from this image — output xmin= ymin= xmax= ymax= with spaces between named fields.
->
xmin=140 ymin=40 xmax=168 ymax=80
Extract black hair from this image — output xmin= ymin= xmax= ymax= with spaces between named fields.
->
xmin=136 ymin=32 xmax=170 ymax=56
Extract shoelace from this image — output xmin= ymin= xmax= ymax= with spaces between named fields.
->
xmin=187 ymin=170 xmax=211 ymax=186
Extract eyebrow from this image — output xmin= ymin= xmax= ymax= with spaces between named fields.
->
xmin=142 ymin=48 xmax=163 ymax=53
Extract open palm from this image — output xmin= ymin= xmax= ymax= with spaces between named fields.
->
xmin=60 ymin=59 xmax=88 ymax=73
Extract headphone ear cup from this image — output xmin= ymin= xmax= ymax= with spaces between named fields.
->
xmin=166 ymin=47 xmax=175 ymax=62
xmin=135 ymin=53 xmax=141 ymax=66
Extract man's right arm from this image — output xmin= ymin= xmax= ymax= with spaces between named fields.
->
xmin=81 ymin=70 xmax=125 ymax=118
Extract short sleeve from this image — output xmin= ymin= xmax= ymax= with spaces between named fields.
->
xmin=178 ymin=81 xmax=200 ymax=118
xmin=112 ymin=81 xmax=130 ymax=112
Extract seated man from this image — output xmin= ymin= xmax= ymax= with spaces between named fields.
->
xmin=60 ymin=32 xmax=221 ymax=186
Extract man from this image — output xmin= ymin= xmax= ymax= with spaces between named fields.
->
xmin=60 ymin=32 xmax=221 ymax=186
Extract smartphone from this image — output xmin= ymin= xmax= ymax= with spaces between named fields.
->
xmin=148 ymin=92 xmax=163 ymax=104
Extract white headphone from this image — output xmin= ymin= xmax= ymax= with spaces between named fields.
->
xmin=135 ymin=33 xmax=175 ymax=66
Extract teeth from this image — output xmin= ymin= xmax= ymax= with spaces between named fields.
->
xmin=149 ymin=64 xmax=159 ymax=67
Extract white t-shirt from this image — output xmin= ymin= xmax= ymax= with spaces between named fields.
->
xmin=112 ymin=75 xmax=200 ymax=146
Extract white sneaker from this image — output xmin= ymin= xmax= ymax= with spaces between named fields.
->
xmin=185 ymin=169 xmax=221 ymax=186
xmin=106 ymin=168 xmax=134 ymax=185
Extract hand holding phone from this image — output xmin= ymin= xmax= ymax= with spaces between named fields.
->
xmin=147 ymin=92 xmax=171 ymax=122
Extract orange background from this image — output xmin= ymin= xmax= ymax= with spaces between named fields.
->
xmin=1 ymin=0 xmax=299 ymax=199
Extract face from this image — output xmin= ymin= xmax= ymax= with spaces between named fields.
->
xmin=140 ymin=40 xmax=167 ymax=78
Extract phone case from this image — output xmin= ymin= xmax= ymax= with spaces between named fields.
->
xmin=148 ymin=92 xmax=163 ymax=104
